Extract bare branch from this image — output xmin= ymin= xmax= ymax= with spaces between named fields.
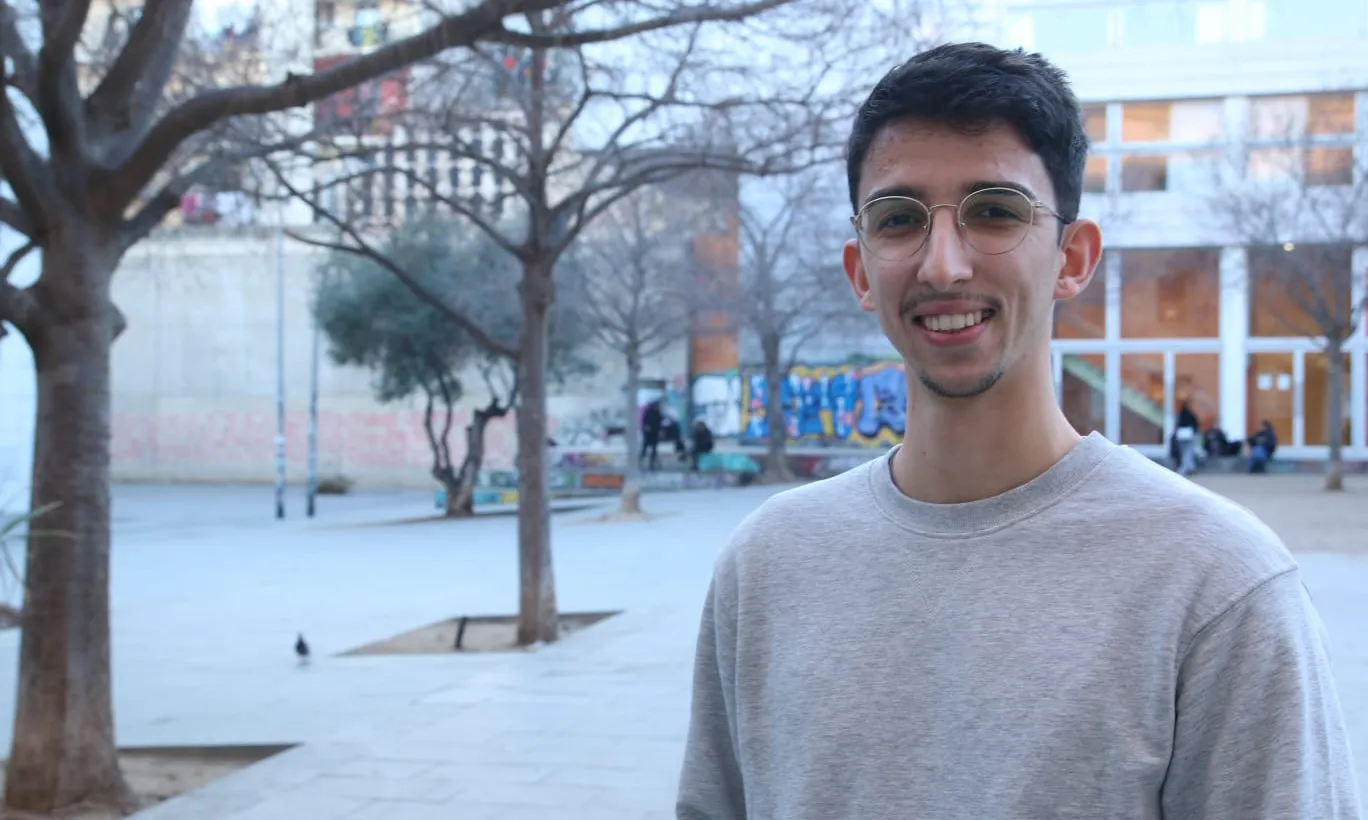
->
xmin=85 ymin=0 xmax=196 ymax=154
xmin=120 ymin=129 xmax=324 ymax=252
xmin=100 ymin=0 xmax=570 ymax=215
xmin=0 ymin=80 xmax=56 ymax=237
xmin=39 ymin=0 xmax=90 ymax=63
xmin=484 ymin=0 xmax=793 ymax=48
xmin=0 ymin=240 xmax=38 ymax=336
xmin=1208 ymin=115 xmax=1367 ymax=347
xmin=33 ymin=0 xmax=89 ymax=161
xmin=1 ymin=237 xmax=33 ymax=281
xmin=387 ymin=167 xmax=522 ymax=258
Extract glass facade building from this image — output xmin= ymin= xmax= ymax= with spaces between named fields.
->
xmin=970 ymin=0 xmax=1368 ymax=463
xmin=1047 ymin=90 xmax=1367 ymax=462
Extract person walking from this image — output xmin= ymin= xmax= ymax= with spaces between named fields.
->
xmin=640 ymin=400 xmax=662 ymax=472
xmin=1173 ymin=400 xmax=1201 ymax=477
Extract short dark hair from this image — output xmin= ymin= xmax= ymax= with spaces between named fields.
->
xmin=845 ymin=42 xmax=1089 ymax=223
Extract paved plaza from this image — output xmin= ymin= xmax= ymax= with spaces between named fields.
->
xmin=0 ymin=472 xmax=1365 ymax=819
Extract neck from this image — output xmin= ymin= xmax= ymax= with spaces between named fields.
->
xmin=891 ymin=355 xmax=1081 ymax=504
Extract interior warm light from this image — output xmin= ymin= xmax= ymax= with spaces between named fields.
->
xmin=1283 ymin=242 xmax=1296 ymax=251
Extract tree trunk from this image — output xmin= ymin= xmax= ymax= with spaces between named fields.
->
xmin=446 ymin=408 xmax=493 ymax=517
xmin=761 ymin=333 xmax=795 ymax=483
xmin=618 ymin=347 xmax=644 ymax=515
xmin=5 ymin=246 xmax=132 ymax=813
xmin=514 ymin=260 xmax=558 ymax=646
xmin=1324 ymin=341 xmax=1345 ymax=492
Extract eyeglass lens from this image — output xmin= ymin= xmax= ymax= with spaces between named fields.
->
xmin=858 ymin=188 xmax=1037 ymax=260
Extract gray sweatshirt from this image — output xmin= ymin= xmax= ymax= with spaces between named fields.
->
xmin=677 ymin=432 xmax=1362 ymax=819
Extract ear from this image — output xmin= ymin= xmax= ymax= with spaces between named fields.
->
xmin=843 ymin=239 xmax=876 ymax=312
xmin=1053 ymin=218 xmax=1104 ymax=302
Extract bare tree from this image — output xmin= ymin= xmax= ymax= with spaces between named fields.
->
xmin=1207 ymin=111 xmax=1367 ymax=491
xmin=275 ymin=0 xmax=921 ymax=648
xmin=0 ymin=0 xmax=815 ymax=811
xmin=572 ymin=176 xmax=727 ymax=515
xmin=728 ymin=169 xmax=862 ymax=482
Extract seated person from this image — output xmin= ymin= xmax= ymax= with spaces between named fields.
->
xmin=1247 ymin=421 xmax=1278 ymax=474
xmin=689 ymin=420 xmax=715 ymax=471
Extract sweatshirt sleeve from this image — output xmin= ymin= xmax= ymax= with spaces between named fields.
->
xmin=676 ymin=574 xmax=747 ymax=820
xmin=1161 ymin=569 xmax=1363 ymax=820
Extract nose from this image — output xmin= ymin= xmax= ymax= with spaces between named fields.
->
xmin=916 ymin=206 xmax=973 ymax=291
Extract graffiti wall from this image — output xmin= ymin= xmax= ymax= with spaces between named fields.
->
xmin=696 ymin=360 xmax=907 ymax=447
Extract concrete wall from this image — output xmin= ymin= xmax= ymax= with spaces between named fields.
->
xmin=109 ymin=227 xmax=687 ymax=487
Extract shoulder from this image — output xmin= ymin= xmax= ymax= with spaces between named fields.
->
xmin=711 ymin=457 xmax=881 ymax=588
xmin=1083 ymin=445 xmax=1298 ymax=630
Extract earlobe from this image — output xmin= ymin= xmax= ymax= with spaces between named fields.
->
xmin=842 ymin=240 xmax=876 ymax=312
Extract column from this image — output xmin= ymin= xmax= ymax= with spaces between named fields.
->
xmin=1218 ymin=246 xmax=1248 ymax=437
xmin=0 ymin=229 xmax=38 ymax=516
xmin=1103 ymin=253 xmax=1122 ymax=442
xmin=1351 ymin=246 xmax=1367 ymax=451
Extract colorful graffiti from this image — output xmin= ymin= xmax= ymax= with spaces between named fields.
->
xmin=736 ymin=361 xmax=907 ymax=447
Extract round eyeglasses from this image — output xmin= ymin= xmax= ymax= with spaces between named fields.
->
xmin=850 ymin=187 xmax=1069 ymax=262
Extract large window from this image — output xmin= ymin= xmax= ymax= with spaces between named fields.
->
xmin=1120 ymin=249 xmax=1221 ymax=338
xmin=1119 ymin=100 xmax=1223 ymax=193
xmin=1117 ymin=352 xmax=1221 ymax=445
xmin=1054 ymin=254 xmax=1107 ymax=339
xmin=1175 ymin=353 xmax=1222 ymax=432
xmin=1083 ymin=104 xmax=1108 ymax=142
xmin=1120 ymin=354 xmax=1165 ymax=444
xmin=1248 ymin=244 xmax=1355 ymax=337
xmin=1304 ymin=351 xmax=1353 ymax=446
xmin=1061 ymin=354 xmax=1106 ymax=434
xmin=1083 ymin=104 xmax=1109 ymax=193
xmin=1248 ymin=93 xmax=1356 ymax=186
xmin=1247 ymin=352 xmax=1295 ymax=441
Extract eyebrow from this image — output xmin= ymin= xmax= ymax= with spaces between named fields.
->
xmin=861 ymin=180 xmax=1042 ymax=208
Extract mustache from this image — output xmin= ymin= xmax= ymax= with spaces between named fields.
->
xmin=900 ymin=292 xmax=1003 ymax=317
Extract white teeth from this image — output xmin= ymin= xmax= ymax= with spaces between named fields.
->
xmin=922 ymin=311 xmax=986 ymax=332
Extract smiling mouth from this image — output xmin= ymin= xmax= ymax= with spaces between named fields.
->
xmin=914 ymin=309 xmax=995 ymax=333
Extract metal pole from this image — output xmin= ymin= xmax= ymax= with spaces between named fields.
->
xmin=307 ymin=312 xmax=319 ymax=517
xmin=274 ymin=225 xmax=286 ymax=520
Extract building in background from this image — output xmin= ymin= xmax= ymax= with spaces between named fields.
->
xmin=104 ymin=168 xmax=741 ymax=486
xmin=982 ymin=0 xmax=1368 ymax=463
xmin=685 ymin=0 xmax=1368 ymax=464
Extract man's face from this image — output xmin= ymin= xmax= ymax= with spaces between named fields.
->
xmin=842 ymin=118 xmax=1100 ymax=400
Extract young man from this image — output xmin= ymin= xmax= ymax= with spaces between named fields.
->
xmin=676 ymin=43 xmax=1361 ymax=819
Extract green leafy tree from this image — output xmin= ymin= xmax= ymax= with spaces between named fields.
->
xmin=312 ymin=217 xmax=593 ymax=516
